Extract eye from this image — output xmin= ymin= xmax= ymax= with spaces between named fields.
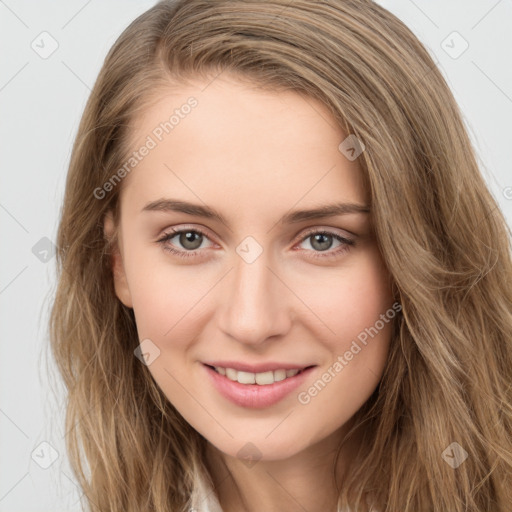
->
xmin=156 ymin=227 xmax=355 ymax=260
xmin=156 ymin=227 xmax=213 ymax=258
xmin=295 ymin=229 xmax=355 ymax=260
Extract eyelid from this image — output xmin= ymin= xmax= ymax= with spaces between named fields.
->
xmin=295 ymin=225 xmax=354 ymax=242
xmin=157 ymin=224 xmax=217 ymax=243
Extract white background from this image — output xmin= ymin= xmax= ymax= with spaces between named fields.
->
xmin=1 ymin=1 xmax=511 ymax=510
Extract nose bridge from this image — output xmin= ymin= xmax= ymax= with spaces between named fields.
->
xmin=217 ymin=241 xmax=290 ymax=345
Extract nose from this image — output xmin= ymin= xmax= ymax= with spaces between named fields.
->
xmin=216 ymin=246 xmax=292 ymax=347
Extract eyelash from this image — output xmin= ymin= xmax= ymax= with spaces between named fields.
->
xmin=156 ymin=227 xmax=355 ymax=261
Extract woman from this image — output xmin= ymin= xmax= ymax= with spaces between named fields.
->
xmin=49 ymin=1 xmax=512 ymax=510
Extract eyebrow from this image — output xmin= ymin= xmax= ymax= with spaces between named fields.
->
xmin=141 ymin=198 xmax=370 ymax=224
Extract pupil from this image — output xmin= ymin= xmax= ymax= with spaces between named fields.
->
xmin=181 ymin=231 xmax=202 ymax=250
xmin=312 ymin=233 xmax=332 ymax=251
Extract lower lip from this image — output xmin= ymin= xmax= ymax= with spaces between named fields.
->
xmin=203 ymin=364 xmax=316 ymax=409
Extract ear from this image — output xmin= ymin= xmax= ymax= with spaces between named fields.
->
xmin=104 ymin=211 xmax=133 ymax=308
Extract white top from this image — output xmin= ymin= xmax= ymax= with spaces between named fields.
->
xmin=188 ymin=468 xmax=224 ymax=512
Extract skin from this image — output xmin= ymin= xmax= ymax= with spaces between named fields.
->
xmin=104 ymin=73 xmax=394 ymax=512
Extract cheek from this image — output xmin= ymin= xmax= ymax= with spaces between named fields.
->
xmin=296 ymin=248 xmax=393 ymax=401
xmin=124 ymin=241 xmax=221 ymax=369
xmin=317 ymin=252 xmax=393 ymax=407
xmin=128 ymin=268 xmax=206 ymax=345
xmin=298 ymin=247 xmax=392 ymax=345
xmin=341 ymin=251 xmax=392 ymax=341
xmin=337 ymin=250 xmax=393 ymax=369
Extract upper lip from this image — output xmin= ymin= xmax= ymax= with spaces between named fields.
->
xmin=202 ymin=361 xmax=316 ymax=373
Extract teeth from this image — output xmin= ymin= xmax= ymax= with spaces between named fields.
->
xmin=225 ymin=368 xmax=238 ymax=381
xmin=255 ymin=371 xmax=274 ymax=385
xmin=274 ymin=369 xmax=287 ymax=382
xmin=214 ymin=366 xmax=304 ymax=385
xmin=237 ymin=371 xmax=256 ymax=384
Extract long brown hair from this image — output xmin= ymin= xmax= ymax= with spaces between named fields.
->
xmin=48 ymin=1 xmax=512 ymax=510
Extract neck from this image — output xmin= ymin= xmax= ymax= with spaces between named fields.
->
xmin=204 ymin=419 xmax=364 ymax=512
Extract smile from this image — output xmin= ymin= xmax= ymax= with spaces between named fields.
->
xmin=202 ymin=363 xmax=316 ymax=408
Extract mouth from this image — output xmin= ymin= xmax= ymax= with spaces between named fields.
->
xmin=202 ymin=362 xmax=317 ymax=408
xmin=204 ymin=364 xmax=315 ymax=386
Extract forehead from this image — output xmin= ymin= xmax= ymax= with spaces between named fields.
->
xmin=119 ymin=74 xmax=368 ymax=219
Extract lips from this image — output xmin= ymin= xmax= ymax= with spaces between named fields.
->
xmin=202 ymin=362 xmax=316 ymax=408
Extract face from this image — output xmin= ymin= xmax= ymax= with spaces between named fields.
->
xmin=105 ymin=73 xmax=395 ymax=462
